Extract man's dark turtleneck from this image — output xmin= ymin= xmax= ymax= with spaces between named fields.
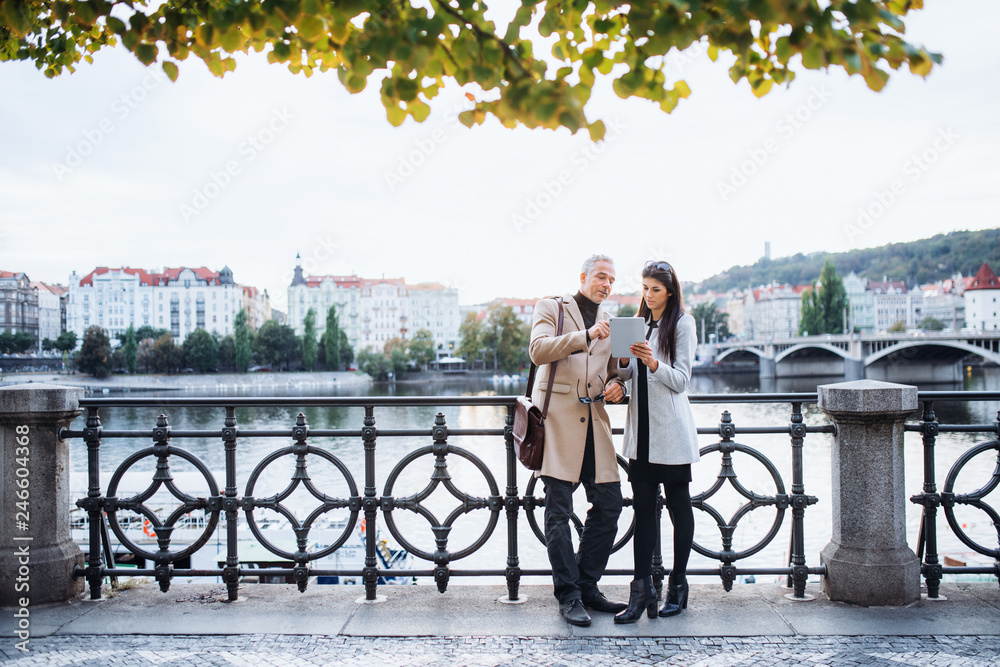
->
xmin=573 ymin=291 xmax=599 ymax=331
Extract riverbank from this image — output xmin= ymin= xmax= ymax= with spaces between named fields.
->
xmin=0 ymin=370 xmax=372 ymax=393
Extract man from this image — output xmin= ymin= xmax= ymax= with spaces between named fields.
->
xmin=528 ymin=254 xmax=628 ymax=626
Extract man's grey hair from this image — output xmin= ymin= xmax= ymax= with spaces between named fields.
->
xmin=581 ymin=254 xmax=614 ymax=277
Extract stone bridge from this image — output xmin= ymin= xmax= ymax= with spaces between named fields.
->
xmin=712 ymin=331 xmax=1000 ymax=381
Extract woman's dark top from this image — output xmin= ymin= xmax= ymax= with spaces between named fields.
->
xmin=628 ymin=317 xmax=692 ymax=485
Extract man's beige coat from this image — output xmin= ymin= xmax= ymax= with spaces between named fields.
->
xmin=528 ymin=295 xmax=621 ymax=484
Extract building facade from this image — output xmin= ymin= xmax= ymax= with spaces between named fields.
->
xmin=964 ymin=262 xmax=1000 ymax=331
xmin=287 ymin=260 xmax=460 ymax=357
xmin=0 ymin=271 xmax=39 ymax=345
xmin=67 ymin=266 xmax=246 ymax=344
xmin=30 ymin=282 xmax=66 ymax=346
xmin=743 ymin=283 xmax=805 ymax=340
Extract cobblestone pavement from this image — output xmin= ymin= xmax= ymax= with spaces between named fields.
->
xmin=4 ymin=635 xmax=1000 ymax=666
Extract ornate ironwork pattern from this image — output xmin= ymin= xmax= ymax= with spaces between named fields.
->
xmin=691 ymin=410 xmax=817 ymax=592
xmin=381 ymin=413 xmax=502 ymax=593
xmin=243 ymin=413 xmax=361 ymax=593
xmin=909 ymin=393 xmax=1000 ymax=595
xmin=64 ymin=393 xmax=839 ymax=602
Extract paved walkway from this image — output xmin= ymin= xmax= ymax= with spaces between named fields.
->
xmin=3 ymin=582 xmax=999 ymax=666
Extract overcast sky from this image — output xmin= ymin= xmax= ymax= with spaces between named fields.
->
xmin=1 ymin=1 xmax=997 ymax=310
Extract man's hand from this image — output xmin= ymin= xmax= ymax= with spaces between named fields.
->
xmin=603 ymin=381 xmax=625 ymax=403
xmin=589 ymin=320 xmax=610 ymax=341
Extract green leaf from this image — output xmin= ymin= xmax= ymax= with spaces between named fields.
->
xmin=106 ymin=16 xmax=126 ymax=35
xmin=220 ymin=27 xmax=244 ymax=52
xmin=863 ymin=66 xmax=889 ymax=91
xmin=409 ymin=100 xmax=430 ymax=122
xmin=162 ymin=60 xmax=178 ymax=82
xmin=297 ymin=15 xmax=323 ymax=41
xmin=386 ymin=104 xmax=406 ymax=126
xmin=135 ymin=43 xmax=157 ymax=66
xmin=587 ymin=119 xmax=605 ymax=141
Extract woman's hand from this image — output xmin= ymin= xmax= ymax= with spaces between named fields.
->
xmin=629 ymin=342 xmax=659 ymax=372
xmin=603 ymin=380 xmax=625 ymax=403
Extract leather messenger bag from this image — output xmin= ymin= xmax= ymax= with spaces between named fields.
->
xmin=512 ymin=299 xmax=564 ymax=470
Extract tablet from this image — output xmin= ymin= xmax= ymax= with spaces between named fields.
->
xmin=610 ymin=317 xmax=645 ymax=358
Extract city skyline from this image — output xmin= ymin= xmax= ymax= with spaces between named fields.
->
xmin=1 ymin=1 xmax=997 ymax=308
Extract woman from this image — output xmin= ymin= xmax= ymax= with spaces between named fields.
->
xmin=613 ymin=260 xmax=700 ymax=624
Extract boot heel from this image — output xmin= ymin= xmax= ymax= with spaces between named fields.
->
xmin=646 ymin=601 xmax=657 ymax=619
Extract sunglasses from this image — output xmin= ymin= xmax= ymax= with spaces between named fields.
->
xmin=644 ymin=260 xmax=673 ymax=273
xmin=577 ymin=375 xmax=606 ymax=404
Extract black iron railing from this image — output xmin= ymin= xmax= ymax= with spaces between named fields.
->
xmin=62 ymin=393 xmax=835 ymax=602
xmin=908 ymin=391 xmax=1000 ymax=597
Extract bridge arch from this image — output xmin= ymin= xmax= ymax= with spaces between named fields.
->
xmin=866 ymin=340 xmax=1000 ymax=366
xmin=774 ymin=344 xmax=853 ymax=364
xmin=715 ymin=347 xmax=767 ymax=362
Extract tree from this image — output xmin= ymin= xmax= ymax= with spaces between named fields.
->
xmin=0 ymin=331 xmax=12 ymax=354
xmin=121 ymin=325 xmax=138 ymax=374
xmin=324 ymin=305 xmax=342 ymax=371
xmin=483 ymin=305 xmax=529 ymax=373
xmin=153 ymin=333 xmax=183 ymax=373
xmin=135 ymin=325 xmax=168 ymax=342
xmin=11 ymin=331 xmax=35 ymax=353
xmin=457 ymin=313 xmax=484 ymax=366
xmin=41 ymin=337 xmax=54 ymax=352
xmin=690 ymin=303 xmax=731 ymax=343
xmin=77 ymin=326 xmax=113 ymax=378
xmin=234 ymin=310 xmax=251 ymax=373
xmin=137 ymin=338 xmax=156 ymax=374
xmin=798 ymin=259 xmax=849 ymax=336
xmin=302 ymin=308 xmax=318 ymax=371
xmin=218 ymin=335 xmax=236 ymax=372
xmin=408 ymin=329 xmax=437 ymax=368
xmin=356 ymin=349 xmax=392 ymax=381
xmin=254 ymin=320 xmax=300 ymax=370
xmin=918 ymin=316 xmax=946 ymax=332
xmin=182 ymin=328 xmax=218 ymax=372
xmin=53 ymin=331 xmax=77 ymax=352
xmin=338 ymin=329 xmax=354 ymax=370
xmin=888 ymin=320 xmax=907 ymax=333
xmin=3 ymin=2 xmax=940 ymax=138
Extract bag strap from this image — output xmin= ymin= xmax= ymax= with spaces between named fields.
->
xmin=539 ymin=300 xmax=564 ymax=419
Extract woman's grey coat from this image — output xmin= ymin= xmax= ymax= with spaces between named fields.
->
xmin=618 ymin=313 xmax=700 ymax=466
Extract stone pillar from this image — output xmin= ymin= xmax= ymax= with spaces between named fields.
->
xmin=0 ymin=384 xmax=85 ymax=606
xmin=818 ymin=380 xmax=920 ymax=606
xmin=759 ymin=356 xmax=775 ymax=379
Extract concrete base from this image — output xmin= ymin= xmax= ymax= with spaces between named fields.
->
xmin=0 ymin=540 xmax=84 ymax=607
xmin=821 ymin=542 xmax=921 ymax=606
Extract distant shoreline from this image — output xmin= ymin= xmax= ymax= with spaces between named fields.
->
xmin=0 ymin=370 xmax=372 ymax=393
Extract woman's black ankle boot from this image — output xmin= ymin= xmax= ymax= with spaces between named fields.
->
xmin=659 ymin=573 xmax=688 ymax=617
xmin=614 ymin=576 xmax=657 ymax=624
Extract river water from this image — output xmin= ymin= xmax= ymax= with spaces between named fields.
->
xmin=67 ymin=367 xmax=1000 ymax=588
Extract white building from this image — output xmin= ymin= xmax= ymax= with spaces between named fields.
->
xmin=743 ymin=283 xmax=806 ymax=340
xmin=842 ymin=273 xmax=875 ymax=333
xmin=868 ymin=279 xmax=923 ymax=332
xmin=964 ymin=262 xmax=1000 ymax=331
xmin=67 ymin=266 xmax=247 ymax=344
xmin=287 ymin=260 xmax=460 ymax=357
xmin=30 ymin=282 xmax=66 ymax=346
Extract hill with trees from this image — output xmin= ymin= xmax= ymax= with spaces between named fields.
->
xmin=691 ymin=228 xmax=1000 ymax=293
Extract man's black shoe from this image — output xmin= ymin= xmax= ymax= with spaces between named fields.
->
xmin=559 ymin=599 xmax=592 ymax=626
xmin=583 ymin=592 xmax=628 ymax=614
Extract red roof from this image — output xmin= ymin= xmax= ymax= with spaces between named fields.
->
xmin=967 ymin=262 xmax=999 ymax=291
xmin=0 ymin=270 xmax=20 ymax=278
xmin=78 ymin=267 xmax=223 ymax=287
xmin=30 ymin=281 xmax=67 ymax=295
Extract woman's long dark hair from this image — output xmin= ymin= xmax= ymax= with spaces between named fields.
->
xmin=637 ymin=261 xmax=684 ymax=364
